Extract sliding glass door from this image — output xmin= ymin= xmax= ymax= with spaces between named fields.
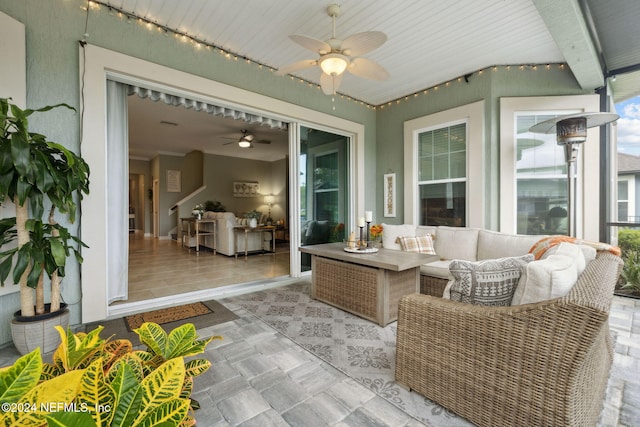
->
xmin=299 ymin=126 xmax=350 ymax=271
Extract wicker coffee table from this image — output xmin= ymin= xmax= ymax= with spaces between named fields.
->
xmin=299 ymin=242 xmax=437 ymax=326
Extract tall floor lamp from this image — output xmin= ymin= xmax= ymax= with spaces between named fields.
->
xmin=529 ymin=112 xmax=619 ymax=237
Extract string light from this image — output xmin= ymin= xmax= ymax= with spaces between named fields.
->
xmin=90 ymin=0 xmax=568 ymax=111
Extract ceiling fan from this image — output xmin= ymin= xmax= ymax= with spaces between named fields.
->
xmin=222 ymin=129 xmax=271 ymax=148
xmin=276 ymin=3 xmax=389 ymax=95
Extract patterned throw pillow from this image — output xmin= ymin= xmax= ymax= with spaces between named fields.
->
xmin=398 ymin=234 xmax=436 ymax=255
xmin=446 ymin=254 xmax=534 ymax=306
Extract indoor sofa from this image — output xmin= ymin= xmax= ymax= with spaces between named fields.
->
xmin=202 ymin=211 xmax=270 ymax=256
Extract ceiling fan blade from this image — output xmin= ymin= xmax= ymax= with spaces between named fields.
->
xmin=320 ymin=72 xmax=343 ymax=95
xmin=289 ymin=34 xmax=331 ymax=54
xmin=275 ymin=59 xmax=318 ymax=76
xmin=341 ymin=31 xmax=387 ymax=56
xmin=348 ymin=57 xmax=389 ymax=81
xmin=222 ymin=140 xmax=235 ymax=145
xmin=254 ymin=139 xmax=271 ymax=145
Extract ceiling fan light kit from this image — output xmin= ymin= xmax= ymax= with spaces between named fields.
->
xmin=221 ymin=129 xmax=272 ymax=149
xmin=320 ymin=53 xmax=349 ymax=76
xmin=277 ymin=3 xmax=389 ymax=96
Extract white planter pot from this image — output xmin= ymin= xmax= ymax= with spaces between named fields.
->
xmin=11 ymin=304 xmax=69 ymax=355
xmin=249 ymin=218 xmax=258 ymax=228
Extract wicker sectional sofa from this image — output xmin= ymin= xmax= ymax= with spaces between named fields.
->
xmin=396 ymin=250 xmax=622 ymax=426
xmin=385 ymin=225 xmax=624 ymax=426
xmin=381 ymin=225 xmax=545 ymax=297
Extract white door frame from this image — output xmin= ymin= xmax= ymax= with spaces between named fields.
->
xmin=80 ymin=44 xmax=365 ymax=322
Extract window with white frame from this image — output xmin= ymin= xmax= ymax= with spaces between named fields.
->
xmin=617 ymin=175 xmax=635 ymax=222
xmin=499 ymin=95 xmax=601 ymax=240
xmin=404 ymin=100 xmax=484 ymax=228
xmin=515 ymin=112 xmax=572 ymax=235
xmin=417 ymin=122 xmax=467 ymax=226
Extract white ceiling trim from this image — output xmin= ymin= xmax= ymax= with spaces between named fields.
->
xmin=533 ymin=0 xmax=605 ymax=90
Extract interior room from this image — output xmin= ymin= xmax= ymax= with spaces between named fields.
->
xmin=1 ymin=0 xmax=639 ymax=426
xmin=124 ymin=92 xmax=292 ymax=304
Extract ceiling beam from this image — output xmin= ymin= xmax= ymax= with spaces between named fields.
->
xmin=533 ymin=0 xmax=604 ymax=90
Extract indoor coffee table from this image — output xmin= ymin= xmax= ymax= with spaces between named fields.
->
xmin=299 ymin=242 xmax=437 ymax=326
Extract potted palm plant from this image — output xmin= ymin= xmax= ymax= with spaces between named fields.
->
xmin=0 ymin=97 xmax=90 ymax=354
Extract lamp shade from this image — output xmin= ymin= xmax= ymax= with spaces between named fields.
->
xmin=319 ymin=53 xmax=349 ymax=76
xmin=529 ymin=112 xmax=619 ymax=134
xmin=264 ymin=194 xmax=275 ymax=205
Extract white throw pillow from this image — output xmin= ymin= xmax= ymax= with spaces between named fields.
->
xmin=381 ymin=223 xmax=416 ymax=250
xmin=511 ymin=242 xmax=585 ymax=305
xmin=541 ymin=243 xmax=596 ymax=275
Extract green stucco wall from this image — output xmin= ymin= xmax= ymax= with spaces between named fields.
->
xmin=375 ymin=65 xmax=588 ymax=227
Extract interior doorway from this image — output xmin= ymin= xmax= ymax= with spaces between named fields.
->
xmin=128 ymin=173 xmax=145 ymax=233
xmin=79 ymin=44 xmax=365 ymax=323
xmin=120 ymin=86 xmax=294 ymax=306
xmin=152 ymin=179 xmax=159 ymax=238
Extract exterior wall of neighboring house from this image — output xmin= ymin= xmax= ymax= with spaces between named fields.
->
xmin=617 ymin=153 xmax=640 ymax=222
xmin=0 ymin=0 xmax=611 ymax=345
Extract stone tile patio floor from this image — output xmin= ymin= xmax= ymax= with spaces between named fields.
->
xmin=0 ymin=294 xmax=638 ymax=426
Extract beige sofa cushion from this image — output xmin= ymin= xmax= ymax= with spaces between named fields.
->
xmin=477 ymin=230 xmax=544 ymax=260
xmin=511 ymin=242 xmax=585 ymax=305
xmin=434 ymin=226 xmax=480 ymax=261
xmin=381 ymin=223 xmax=416 ymax=250
xmin=420 ymin=260 xmax=452 ymax=279
xmin=417 ymin=226 xmax=438 ymax=238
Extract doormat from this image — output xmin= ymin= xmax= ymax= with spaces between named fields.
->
xmin=125 ymin=302 xmax=212 ymax=331
xmin=84 ymin=299 xmax=238 ymax=343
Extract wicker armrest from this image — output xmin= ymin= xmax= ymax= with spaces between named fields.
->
xmin=395 ymin=251 xmax=622 ymax=427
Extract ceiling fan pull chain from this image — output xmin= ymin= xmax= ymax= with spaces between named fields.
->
xmin=331 ymin=75 xmax=336 ymax=110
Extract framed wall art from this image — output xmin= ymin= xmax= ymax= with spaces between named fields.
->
xmin=166 ymin=170 xmax=181 ymax=192
xmin=233 ymin=181 xmax=260 ymax=197
xmin=383 ymin=173 xmax=396 ymax=217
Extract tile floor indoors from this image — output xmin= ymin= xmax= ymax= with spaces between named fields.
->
xmin=123 ymin=232 xmax=290 ymax=304
xmin=0 ymin=280 xmax=638 ymax=426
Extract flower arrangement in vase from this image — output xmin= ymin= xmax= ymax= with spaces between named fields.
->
xmin=192 ymin=203 xmax=205 ymax=219
xmin=245 ymin=209 xmax=261 ymax=228
xmin=370 ymin=224 xmax=383 ymax=247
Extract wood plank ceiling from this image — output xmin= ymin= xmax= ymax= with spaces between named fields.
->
xmin=98 ymin=0 xmax=564 ymax=106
